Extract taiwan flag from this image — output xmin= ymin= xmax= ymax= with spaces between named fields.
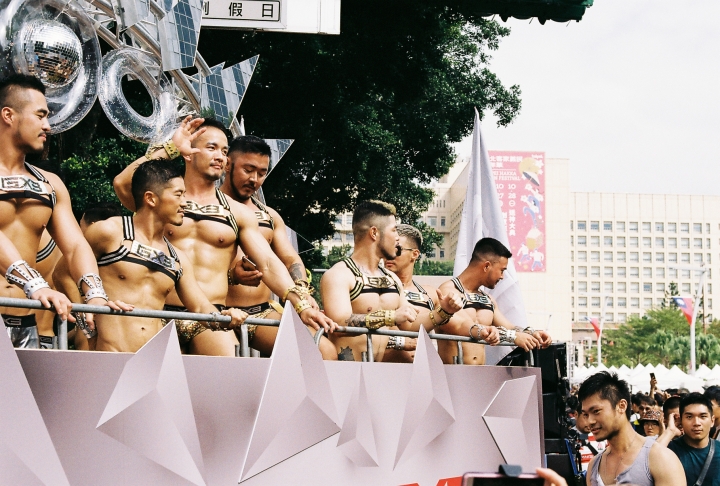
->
xmin=585 ymin=317 xmax=601 ymax=338
xmin=673 ymin=296 xmax=694 ymax=325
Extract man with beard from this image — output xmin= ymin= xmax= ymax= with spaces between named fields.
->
xmin=383 ymin=224 xmax=472 ymax=362
xmin=579 ymin=371 xmax=685 ymax=486
xmin=114 ymin=117 xmax=335 ymax=356
xmin=0 ymin=74 xmax=126 ymax=347
xmin=666 ymin=393 xmax=720 ymax=486
xmin=220 ymin=135 xmax=336 ymax=359
xmin=321 ymin=200 xmax=419 ymax=361
xmin=435 ymin=237 xmax=551 ymax=365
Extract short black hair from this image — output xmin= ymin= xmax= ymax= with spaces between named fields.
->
xmin=663 ymin=396 xmax=681 ymax=415
xmin=228 ymin=135 xmax=271 ymax=159
xmin=81 ymin=203 xmax=124 ymax=226
xmin=679 ymin=392 xmax=714 ymax=417
xmin=0 ymin=74 xmax=46 ymax=110
xmin=198 ymin=117 xmax=232 ymax=141
xmin=352 ymin=200 xmax=396 ymax=239
xmin=471 ymin=237 xmax=512 ymax=262
xmin=631 ymin=394 xmax=642 ymax=406
xmin=638 ymin=394 xmax=656 ymax=406
xmin=131 ymin=159 xmax=184 ymax=209
xmin=578 ymin=371 xmax=632 ymax=419
xmin=705 ymin=386 xmax=720 ymax=406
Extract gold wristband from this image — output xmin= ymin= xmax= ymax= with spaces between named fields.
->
xmin=163 ymin=140 xmax=180 ymax=159
xmin=294 ymin=299 xmax=312 ymax=315
xmin=436 ymin=307 xmax=453 ymax=322
xmin=364 ymin=310 xmax=386 ymax=330
xmin=384 ymin=309 xmax=395 ymax=327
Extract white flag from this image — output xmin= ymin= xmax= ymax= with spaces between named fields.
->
xmin=453 ymin=109 xmax=528 ymax=364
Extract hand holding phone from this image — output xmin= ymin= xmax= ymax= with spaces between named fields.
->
xmin=241 ymin=255 xmax=258 ymax=271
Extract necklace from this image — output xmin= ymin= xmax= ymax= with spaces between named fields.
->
xmin=605 ymin=434 xmax=639 ymax=481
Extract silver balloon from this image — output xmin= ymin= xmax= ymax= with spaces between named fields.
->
xmin=98 ymin=48 xmax=178 ymax=143
xmin=0 ymin=0 xmax=101 ymax=133
xmin=12 ymin=20 xmax=82 ymax=89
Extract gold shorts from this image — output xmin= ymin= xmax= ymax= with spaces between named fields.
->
xmin=162 ymin=304 xmax=227 ymax=345
xmin=239 ymin=300 xmax=282 ymax=343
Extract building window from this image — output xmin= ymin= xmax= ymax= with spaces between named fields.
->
xmin=605 ymin=267 xmax=613 ymax=277
xmin=591 ymin=236 xmax=600 ymax=246
xmin=591 ymin=221 xmax=600 ymax=231
xmin=694 ymin=223 xmax=702 ymax=233
xmin=429 ymin=249 xmax=436 ymax=257
xmin=591 ymin=251 xmax=600 ymax=262
xmin=617 ymin=222 xmax=626 ymax=232
xmin=643 ymin=267 xmax=652 ymax=277
xmin=428 ymin=216 xmax=437 ymax=227
xmin=618 ymin=313 xmax=627 ymax=322
xmin=682 ymin=238 xmax=690 ymax=248
xmin=682 ymin=269 xmax=691 ymax=278
xmin=618 ymin=297 xmax=627 ymax=308
xmin=618 ymin=282 xmax=627 ymax=292
xmin=656 ymin=237 xmax=664 ymax=248
xmin=571 ymin=236 xmax=574 ymax=246
xmin=617 ymin=252 xmax=627 ymax=262
xmin=440 ymin=217 xmax=446 ymax=227
xmin=605 ymin=282 xmax=614 ymax=292
xmin=642 ymin=222 xmax=651 ymax=232
xmin=682 ymin=283 xmax=691 ymax=294
xmin=630 ymin=237 xmax=639 ymax=247
xmin=591 ymin=297 xmax=601 ymax=307
xmin=631 ymin=297 xmax=640 ymax=307
xmin=682 ymin=253 xmax=690 ymax=263
xmin=707 ymin=223 xmax=711 ymax=233
xmin=656 ymin=253 xmax=665 ymax=263
xmin=604 ymin=221 xmax=613 ymax=231
xmin=578 ymin=281 xmax=587 ymax=292
xmin=591 ymin=266 xmax=600 ymax=276
xmin=694 ymin=253 xmax=703 ymax=263
xmin=656 ymin=222 xmax=664 ymax=233
xmin=579 ymin=297 xmax=587 ymax=308
xmin=571 ymin=282 xmax=574 ymax=292
xmin=694 ymin=238 xmax=703 ymax=248
xmin=656 ymin=267 xmax=665 ymax=278
xmin=631 ymin=282 xmax=640 ymax=293
xmin=604 ymin=236 xmax=613 ymax=246
xmin=591 ymin=282 xmax=601 ymax=292
xmin=577 ymin=221 xmax=587 ymax=231
xmin=681 ymin=223 xmax=689 ymax=233
xmin=643 ymin=237 xmax=652 ymax=248
xmin=345 ymin=214 xmax=353 ymax=225
xmin=578 ymin=251 xmax=587 ymax=262
xmin=669 ymin=238 xmax=677 ymax=248
xmin=707 ymin=253 xmax=712 ymax=264
xmin=669 ymin=223 xmax=677 ymax=233
xmin=578 ymin=236 xmax=586 ymax=246
xmin=335 ymin=216 xmax=342 ymax=225
xmin=707 ymin=238 xmax=711 ymax=249
xmin=630 ymin=267 xmax=639 ymax=277
xmin=578 ymin=267 xmax=587 ymax=277
xmin=643 ymin=298 xmax=653 ymax=308
xmin=617 ymin=236 xmax=626 ymax=247
xmin=604 ymin=252 xmax=613 ymax=262
xmin=656 ymin=283 xmax=665 ymax=293
xmin=669 ymin=268 xmax=678 ymax=278
xmin=669 ymin=253 xmax=677 ymax=262
xmin=570 ymin=221 xmax=574 ymax=230
xmin=439 ymin=249 xmax=445 ymax=258
xmin=630 ymin=222 xmax=639 ymax=232
xmin=345 ymin=233 xmax=354 ymax=242
xmin=617 ymin=267 xmax=627 ymax=277
xmin=708 ymin=283 xmax=713 ymax=294
xmin=643 ymin=252 xmax=652 ymax=262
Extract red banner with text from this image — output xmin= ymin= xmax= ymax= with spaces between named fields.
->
xmin=489 ymin=151 xmax=546 ymax=273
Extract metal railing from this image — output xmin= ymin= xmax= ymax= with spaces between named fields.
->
xmin=0 ymin=297 xmax=514 ymax=363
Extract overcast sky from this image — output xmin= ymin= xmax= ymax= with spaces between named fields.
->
xmin=454 ymin=0 xmax=720 ymax=196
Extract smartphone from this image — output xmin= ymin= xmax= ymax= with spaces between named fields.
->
xmin=241 ymin=255 xmax=258 ymax=271
xmin=462 ymin=473 xmax=544 ymax=486
xmin=650 ymin=372 xmax=656 ymax=380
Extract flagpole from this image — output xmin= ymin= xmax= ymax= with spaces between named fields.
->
xmin=689 ymin=266 xmax=706 ymax=375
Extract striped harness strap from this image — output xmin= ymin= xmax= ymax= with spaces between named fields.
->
xmin=36 ymin=238 xmax=57 ymax=263
xmin=251 ymin=196 xmax=275 ymax=230
xmin=451 ymin=277 xmax=494 ymax=311
xmin=405 ymin=280 xmax=435 ymax=310
xmin=342 ymin=257 xmax=400 ymax=301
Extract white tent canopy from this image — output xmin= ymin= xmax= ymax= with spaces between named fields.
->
xmin=571 ymin=363 xmax=708 ymax=392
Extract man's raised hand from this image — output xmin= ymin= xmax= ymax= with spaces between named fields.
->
xmin=172 ymin=116 xmax=206 ymax=157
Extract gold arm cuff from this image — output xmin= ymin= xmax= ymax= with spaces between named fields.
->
xmin=294 ymin=299 xmax=312 ymax=315
xmin=364 ymin=310 xmax=387 ymax=330
xmin=163 ymin=140 xmax=180 ymax=159
xmin=283 ymin=285 xmax=309 ymax=302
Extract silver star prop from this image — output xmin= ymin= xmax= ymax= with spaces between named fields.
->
xmin=157 ymin=0 xmax=203 ymax=70
xmin=265 ymin=139 xmax=294 ymax=174
xmin=199 ymin=56 xmax=258 ymax=126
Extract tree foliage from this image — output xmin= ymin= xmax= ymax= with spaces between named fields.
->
xmin=601 ymin=307 xmax=720 ymax=368
xmin=414 ymin=260 xmax=455 ymax=276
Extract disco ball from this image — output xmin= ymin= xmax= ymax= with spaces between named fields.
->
xmin=13 ymin=19 xmax=82 ymax=89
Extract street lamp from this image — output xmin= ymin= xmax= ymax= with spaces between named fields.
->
xmin=668 ymin=263 xmax=707 ymax=375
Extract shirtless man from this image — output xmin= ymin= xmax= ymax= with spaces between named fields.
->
xmin=114 ymin=117 xmax=335 ymax=356
xmin=220 ymin=135 xmax=336 ymax=359
xmin=53 ymin=203 xmax=125 ymax=350
xmin=383 ymin=224 xmax=467 ymax=362
xmin=86 ymin=160 xmax=247 ymax=352
xmin=0 ymin=74 xmax=126 ymax=348
xmin=321 ymin=200 xmax=419 ymax=362
xmin=436 ymin=237 xmax=552 ymax=365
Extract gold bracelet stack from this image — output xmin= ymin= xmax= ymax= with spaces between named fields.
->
xmin=283 ymin=285 xmax=310 ymax=302
xmin=294 ymin=299 xmax=312 ymax=315
xmin=294 ymin=278 xmax=315 ymax=295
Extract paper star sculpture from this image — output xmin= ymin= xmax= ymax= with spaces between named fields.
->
xmin=200 ymin=56 xmax=258 ymax=125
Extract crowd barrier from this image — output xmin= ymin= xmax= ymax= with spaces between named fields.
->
xmin=0 ymin=297 xmax=515 ymax=362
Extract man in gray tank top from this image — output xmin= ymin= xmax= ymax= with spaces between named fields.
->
xmin=577 ymin=371 xmax=686 ymax=486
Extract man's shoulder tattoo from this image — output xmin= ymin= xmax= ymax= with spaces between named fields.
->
xmin=338 ymin=346 xmax=355 ymax=361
